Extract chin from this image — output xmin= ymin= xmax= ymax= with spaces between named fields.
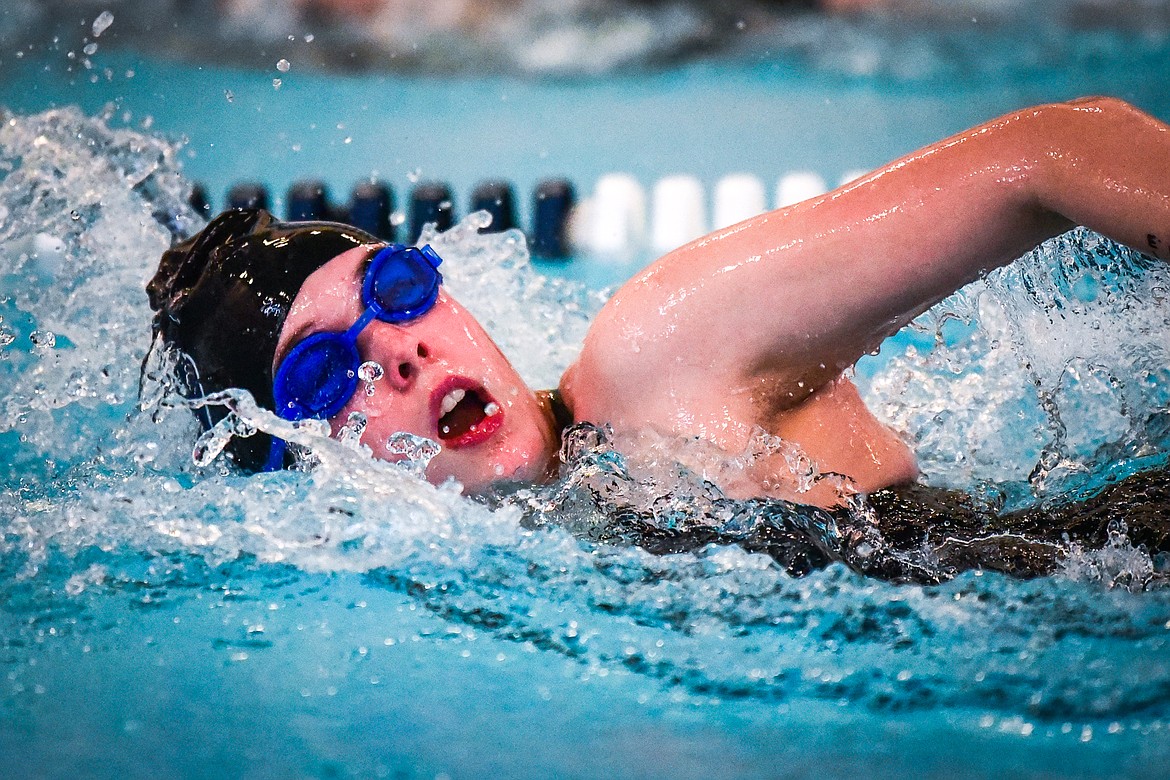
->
xmin=428 ymin=429 xmax=554 ymax=494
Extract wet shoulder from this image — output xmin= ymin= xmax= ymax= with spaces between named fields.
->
xmin=560 ymin=270 xmax=690 ymax=424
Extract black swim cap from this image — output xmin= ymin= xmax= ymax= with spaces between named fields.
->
xmin=147 ymin=209 xmax=379 ymax=470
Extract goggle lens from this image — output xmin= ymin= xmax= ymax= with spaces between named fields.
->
xmin=270 ymin=243 xmax=444 ymax=432
xmin=273 ymin=333 xmax=360 ymax=420
xmin=364 ymin=245 xmax=443 ymax=322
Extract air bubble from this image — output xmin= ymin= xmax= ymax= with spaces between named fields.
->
xmin=83 ymin=43 xmax=98 ymax=56
xmin=276 ymin=58 xmax=291 ymax=73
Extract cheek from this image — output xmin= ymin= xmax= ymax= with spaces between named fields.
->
xmin=330 ymin=390 xmax=423 ymax=455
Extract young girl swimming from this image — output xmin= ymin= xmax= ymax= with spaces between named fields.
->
xmin=148 ymin=96 xmax=1170 ymax=578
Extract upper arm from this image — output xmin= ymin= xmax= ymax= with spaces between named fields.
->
xmin=583 ymin=101 xmax=1096 ymax=406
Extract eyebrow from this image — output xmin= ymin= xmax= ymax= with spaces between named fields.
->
xmin=272 ymin=246 xmax=382 ymax=369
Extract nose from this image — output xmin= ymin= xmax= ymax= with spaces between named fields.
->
xmin=361 ymin=324 xmax=430 ymax=392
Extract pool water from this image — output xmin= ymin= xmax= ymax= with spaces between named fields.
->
xmin=4 ymin=12 xmax=1170 ymax=779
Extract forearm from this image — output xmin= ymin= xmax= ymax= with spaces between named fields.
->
xmin=737 ymin=97 xmax=1170 ymax=374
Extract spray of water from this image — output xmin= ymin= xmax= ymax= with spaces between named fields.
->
xmin=5 ymin=107 xmax=1170 ymax=592
xmin=6 ymin=109 xmax=1170 ymax=730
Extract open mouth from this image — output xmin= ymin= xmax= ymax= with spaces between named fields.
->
xmin=434 ymin=382 xmax=504 ymax=448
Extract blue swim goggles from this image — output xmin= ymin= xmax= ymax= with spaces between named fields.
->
xmin=264 ymin=243 xmax=443 ymax=470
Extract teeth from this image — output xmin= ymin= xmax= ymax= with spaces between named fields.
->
xmin=484 ymin=402 xmax=500 ymax=416
xmin=439 ymin=388 xmax=466 ymax=415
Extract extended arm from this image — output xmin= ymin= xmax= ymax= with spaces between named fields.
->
xmin=585 ymin=97 xmax=1170 ymax=405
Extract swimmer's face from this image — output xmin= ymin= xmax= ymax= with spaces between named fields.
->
xmin=274 ymin=245 xmax=559 ymax=491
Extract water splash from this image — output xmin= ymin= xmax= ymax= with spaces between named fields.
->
xmin=337 ymin=410 xmax=368 ymax=445
xmin=866 ymin=228 xmax=1170 ymax=509
xmin=385 ymin=431 xmax=442 ymax=476
xmin=4 ymin=108 xmax=1170 ymax=748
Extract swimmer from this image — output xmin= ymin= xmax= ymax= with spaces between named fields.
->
xmin=148 ymin=97 xmax=1170 ymax=574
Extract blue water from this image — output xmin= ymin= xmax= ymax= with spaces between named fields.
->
xmin=4 ymin=15 xmax=1170 ymax=779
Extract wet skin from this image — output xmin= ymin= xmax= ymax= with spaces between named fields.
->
xmin=278 ymin=97 xmax=1170 ymax=506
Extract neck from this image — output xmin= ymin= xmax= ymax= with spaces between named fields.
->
xmin=534 ymin=389 xmax=574 ymax=481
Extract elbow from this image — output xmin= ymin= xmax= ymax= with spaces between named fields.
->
xmin=1035 ymin=95 xmax=1152 ymax=142
xmin=1019 ymin=96 xmax=1145 ymax=203
xmin=1025 ymin=95 xmax=1146 ymax=143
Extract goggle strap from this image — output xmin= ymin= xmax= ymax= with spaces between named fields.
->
xmin=419 ymin=244 xmax=443 ymax=269
xmin=344 ymin=304 xmax=380 ymax=344
xmin=262 ymin=436 xmax=287 ymax=472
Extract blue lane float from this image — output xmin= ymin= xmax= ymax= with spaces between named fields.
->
xmin=348 ymin=181 xmax=396 ymax=241
xmin=286 ymin=180 xmax=331 ymax=222
xmin=225 ymin=181 xmax=270 ymax=211
xmin=530 ymin=178 xmax=575 ymax=259
xmin=198 ymin=171 xmax=851 ymax=259
xmin=470 ymin=180 xmax=517 ymax=234
xmin=409 ymin=181 xmax=455 ymax=242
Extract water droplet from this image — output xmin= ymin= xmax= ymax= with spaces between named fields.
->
xmin=92 ymin=10 xmax=114 ymax=37
xmin=304 ymin=34 xmax=315 ymax=43
xmin=359 ymin=361 xmax=384 ymax=396
xmin=358 ymin=361 xmax=384 ymax=382
xmin=338 ymin=411 xmax=368 ymax=445
xmin=276 ymin=58 xmax=291 ymax=73
xmin=272 ymin=78 xmax=282 ymax=90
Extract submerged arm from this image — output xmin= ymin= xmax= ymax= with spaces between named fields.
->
xmin=585 ymin=97 xmax=1170 ymax=405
